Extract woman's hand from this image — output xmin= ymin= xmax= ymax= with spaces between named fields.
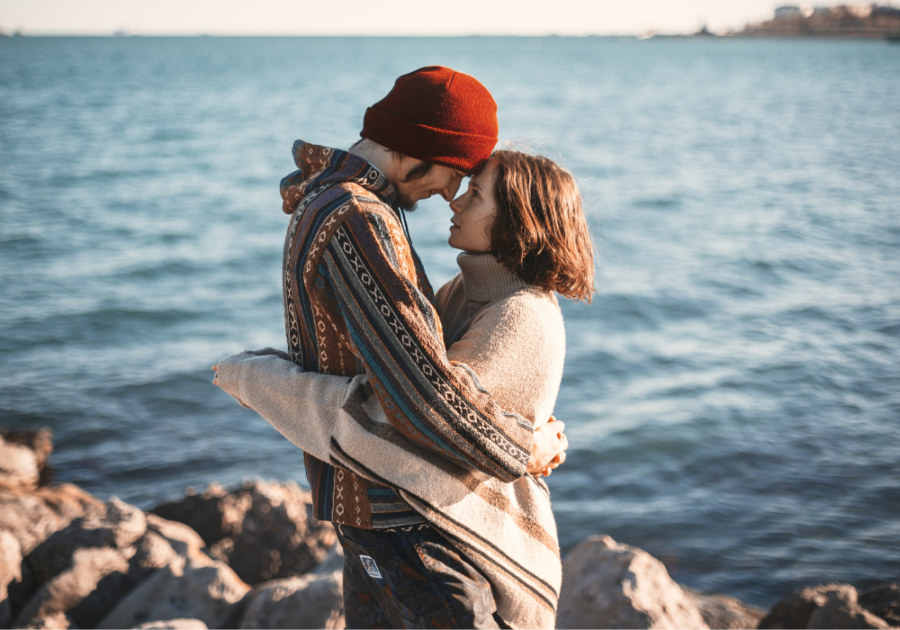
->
xmin=526 ymin=417 xmax=568 ymax=477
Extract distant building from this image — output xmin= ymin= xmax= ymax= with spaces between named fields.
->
xmin=774 ymin=6 xmax=803 ymax=19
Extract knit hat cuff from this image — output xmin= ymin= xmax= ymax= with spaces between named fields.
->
xmin=362 ymin=107 xmax=496 ymax=174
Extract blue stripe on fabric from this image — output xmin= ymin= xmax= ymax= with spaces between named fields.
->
xmin=318 ymin=253 xmax=462 ymax=460
xmin=323 ymin=463 xmax=335 ymax=520
xmin=368 ymin=488 xmax=398 ymax=497
xmin=344 ymin=315 xmax=461 ymax=459
xmin=318 ymin=259 xmax=459 ymax=457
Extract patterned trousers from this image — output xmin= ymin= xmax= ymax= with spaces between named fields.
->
xmin=337 ymin=523 xmax=506 ymax=629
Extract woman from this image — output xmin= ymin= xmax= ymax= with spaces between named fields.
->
xmin=215 ymin=149 xmax=594 ymax=628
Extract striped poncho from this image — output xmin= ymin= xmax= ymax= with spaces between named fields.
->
xmin=279 ymin=141 xmax=535 ymax=531
xmin=216 ymin=253 xmax=567 ymax=628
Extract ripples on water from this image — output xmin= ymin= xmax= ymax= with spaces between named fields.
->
xmin=1 ymin=36 xmax=898 ymax=606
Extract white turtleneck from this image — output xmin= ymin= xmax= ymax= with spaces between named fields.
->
xmin=433 ymin=252 xmax=566 ymax=427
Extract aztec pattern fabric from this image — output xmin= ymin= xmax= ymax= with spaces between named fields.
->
xmin=280 ymin=141 xmax=535 ymax=529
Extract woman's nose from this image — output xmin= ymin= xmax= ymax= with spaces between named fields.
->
xmin=449 ymin=196 xmax=462 ymax=213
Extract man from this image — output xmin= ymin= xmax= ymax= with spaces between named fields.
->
xmin=221 ymin=66 xmax=567 ymax=628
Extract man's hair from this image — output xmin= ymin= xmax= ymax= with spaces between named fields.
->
xmin=350 ymin=139 xmax=434 ymax=182
xmin=489 ymin=150 xmax=595 ymax=302
xmin=398 ymin=159 xmax=433 ymax=182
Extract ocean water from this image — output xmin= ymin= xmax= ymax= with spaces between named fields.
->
xmin=1 ymin=36 xmax=898 ymax=607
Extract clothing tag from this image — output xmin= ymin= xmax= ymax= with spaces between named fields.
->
xmin=359 ymin=554 xmax=382 ymax=579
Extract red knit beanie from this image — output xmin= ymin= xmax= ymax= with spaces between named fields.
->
xmin=361 ymin=66 xmax=499 ymax=174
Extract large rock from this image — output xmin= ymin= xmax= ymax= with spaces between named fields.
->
xmin=0 ymin=482 xmax=105 ymax=555
xmin=96 ymin=554 xmax=250 ymax=629
xmin=759 ymin=583 xmax=891 ymax=629
xmin=13 ymin=546 xmax=130 ymax=628
xmin=146 ymin=513 xmax=210 ymax=565
xmin=6 ymin=551 xmax=38 ymax=626
xmin=67 ymin=531 xmax=180 ymax=629
xmin=1 ymin=530 xmax=24 ymax=627
xmin=27 ymin=496 xmax=147 ymax=583
xmin=13 ymin=517 xmax=178 ymax=629
xmin=150 ymin=480 xmax=336 ymax=585
xmin=807 ymin=585 xmax=890 ymax=629
xmin=0 ymin=428 xmax=53 ymax=468
xmin=0 ymin=437 xmax=40 ymax=490
xmin=557 ymin=535 xmax=708 ymax=629
xmin=239 ymin=544 xmax=345 ymax=629
xmin=859 ymin=584 xmax=900 ymax=627
xmin=18 ymin=611 xmax=76 ymax=629
xmin=150 ymin=483 xmax=230 ymax=548
xmin=683 ymin=589 xmax=765 ymax=629
xmin=0 ymin=428 xmax=55 ymax=492
xmin=136 ymin=620 xmax=209 ymax=629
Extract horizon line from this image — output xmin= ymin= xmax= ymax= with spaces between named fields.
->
xmin=0 ymin=30 xmax=732 ymax=38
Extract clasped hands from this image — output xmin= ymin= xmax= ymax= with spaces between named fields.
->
xmin=526 ymin=417 xmax=568 ymax=478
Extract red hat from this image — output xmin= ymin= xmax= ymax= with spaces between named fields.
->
xmin=361 ymin=66 xmax=499 ymax=174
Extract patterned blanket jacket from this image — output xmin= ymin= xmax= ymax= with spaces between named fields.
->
xmin=279 ymin=141 xmax=535 ymax=530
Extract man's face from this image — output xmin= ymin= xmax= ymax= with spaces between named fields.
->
xmin=394 ymin=159 xmax=466 ymax=211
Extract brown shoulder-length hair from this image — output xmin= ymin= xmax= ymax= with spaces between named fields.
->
xmin=489 ymin=150 xmax=595 ymax=302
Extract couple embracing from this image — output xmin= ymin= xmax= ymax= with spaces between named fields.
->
xmin=214 ymin=66 xmax=594 ymax=629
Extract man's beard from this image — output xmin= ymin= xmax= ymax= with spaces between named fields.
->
xmin=396 ymin=194 xmax=419 ymax=212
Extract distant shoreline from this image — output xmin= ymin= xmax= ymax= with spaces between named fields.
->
xmin=1 ymin=33 xmax=898 ymax=40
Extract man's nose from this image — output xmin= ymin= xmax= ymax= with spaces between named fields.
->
xmin=440 ymin=177 xmax=462 ymax=202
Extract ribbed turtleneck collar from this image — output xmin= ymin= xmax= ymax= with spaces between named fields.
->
xmin=456 ymin=252 xmax=529 ymax=304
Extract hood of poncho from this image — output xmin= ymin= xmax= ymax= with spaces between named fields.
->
xmin=279 ymin=140 xmax=398 ymax=215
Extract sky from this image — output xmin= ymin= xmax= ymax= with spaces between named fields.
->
xmin=0 ymin=0 xmax=833 ymax=36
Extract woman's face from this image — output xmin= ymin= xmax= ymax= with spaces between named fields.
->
xmin=448 ymin=158 xmax=498 ymax=253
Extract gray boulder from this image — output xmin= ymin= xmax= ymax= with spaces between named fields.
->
xmin=17 ymin=611 xmax=76 ymax=629
xmin=149 ymin=484 xmax=230 ymax=549
xmin=12 ymin=519 xmax=179 ymax=629
xmin=557 ymin=535 xmax=708 ymax=629
xmin=13 ymin=546 xmax=130 ymax=629
xmin=0 ymin=428 xmax=54 ymax=490
xmin=239 ymin=545 xmax=345 ymax=629
xmin=683 ymin=589 xmax=765 ymax=629
xmin=96 ymin=554 xmax=250 ymax=629
xmin=1 ymin=529 xmax=23 ymax=627
xmin=0 ymin=437 xmax=40 ymax=490
xmin=0 ymin=428 xmax=54 ymax=473
xmin=67 ymin=532 xmax=179 ymax=629
xmin=859 ymin=584 xmax=900 ymax=627
xmin=5 ymin=549 xmax=38 ymax=627
xmin=0 ymin=483 xmax=105 ymax=555
xmin=145 ymin=513 xmax=210 ymax=565
xmin=27 ymin=497 xmax=147 ymax=584
xmin=807 ymin=585 xmax=890 ymax=629
xmin=135 ymin=620 xmax=209 ymax=629
xmin=150 ymin=480 xmax=336 ymax=585
xmin=759 ymin=583 xmax=890 ymax=629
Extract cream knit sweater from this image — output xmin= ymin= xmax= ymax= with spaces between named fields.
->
xmin=216 ymin=252 xmax=566 ymax=628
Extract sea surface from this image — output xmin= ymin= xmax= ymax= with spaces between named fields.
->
xmin=1 ymin=36 xmax=898 ymax=607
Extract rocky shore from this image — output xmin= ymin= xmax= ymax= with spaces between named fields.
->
xmin=2 ymin=428 xmax=897 ymax=629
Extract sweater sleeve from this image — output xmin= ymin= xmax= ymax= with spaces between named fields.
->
xmin=320 ymin=209 xmax=534 ymax=482
xmin=214 ymin=350 xmax=353 ymax=464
